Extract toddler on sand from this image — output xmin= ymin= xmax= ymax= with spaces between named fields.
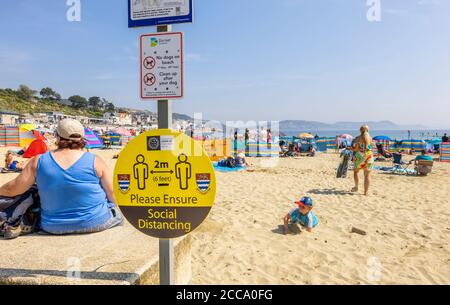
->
xmin=283 ymin=197 xmax=318 ymax=234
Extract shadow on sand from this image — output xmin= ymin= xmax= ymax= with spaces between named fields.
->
xmin=271 ymin=224 xmax=302 ymax=236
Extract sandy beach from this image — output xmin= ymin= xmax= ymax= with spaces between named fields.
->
xmin=1 ymin=147 xmax=449 ymax=284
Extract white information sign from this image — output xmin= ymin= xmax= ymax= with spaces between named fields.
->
xmin=140 ymin=32 xmax=183 ymax=99
xmin=130 ymin=0 xmax=191 ymax=22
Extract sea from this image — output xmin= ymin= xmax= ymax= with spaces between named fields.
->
xmin=282 ymin=130 xmax=449 ymax=141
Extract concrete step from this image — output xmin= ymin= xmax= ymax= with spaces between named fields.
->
xmin=0 ymin=222 xmax=191 ymax=285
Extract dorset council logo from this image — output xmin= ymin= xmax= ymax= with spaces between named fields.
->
xmin=117 ymin=174 xmax=131 ymax=194
xmin=196 ymin=173 xmax=211 ymax=193
xmin=150 ymin=38 xmax=158 ymax=47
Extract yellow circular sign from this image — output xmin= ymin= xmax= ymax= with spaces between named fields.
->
xmin=113 ymin=129 xmax=216 ymax=239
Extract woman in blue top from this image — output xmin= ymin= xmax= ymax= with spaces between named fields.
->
xmin=0 ymin=119 xmax=123 ymax=235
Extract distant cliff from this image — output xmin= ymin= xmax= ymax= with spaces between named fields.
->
xmin=280 ymin=120 xmax=427 ymax=131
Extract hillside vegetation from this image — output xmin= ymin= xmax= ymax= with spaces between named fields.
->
xmin=0 ymin=88 xmax=104 ymax=118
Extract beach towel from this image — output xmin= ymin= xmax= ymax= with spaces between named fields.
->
xmin=0 ymin=167 xmax=22 ymax=173
xmin=372 ymin=165 xmax=416 ymax=174
xmin=337 ymin=150 xmax=352 ymax=178
xmin=213 ymin=163 xmax=246 ymax=172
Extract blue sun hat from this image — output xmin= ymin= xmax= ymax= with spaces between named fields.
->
xmin=295 ymin=196 xmax=313 ymax=208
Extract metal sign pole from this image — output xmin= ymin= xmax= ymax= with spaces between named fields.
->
xmin=157 ymin=24 xmax=174 ymax=285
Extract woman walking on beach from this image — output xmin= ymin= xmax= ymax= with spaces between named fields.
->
xmin=0 ymin=119 xmax=123 ymax=235
xmin=352 ymin=125 xmax=374 ymax=196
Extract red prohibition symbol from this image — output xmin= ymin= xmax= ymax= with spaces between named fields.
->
xmin=143 ymin=56 xmax=156 ymax=70
xmin=143 ymin=73 xmax=156 ymax=87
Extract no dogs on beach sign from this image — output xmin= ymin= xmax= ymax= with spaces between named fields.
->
xmin=113 ymin=129 xmax=216 ymax=239
xmin=140 ymin=32 xmax=183 ymax=100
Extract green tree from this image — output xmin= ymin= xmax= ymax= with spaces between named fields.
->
xmin=88 ymin=96 xmax=102 ymax=111
xmin=106 ymin=102 xmax=115 ymax=112
xmin=16 ymin=84 xmax=37 ymax=101
xmin=40 ymin=87 xmax=61 ymax=101
xmin=68 ymin=95 xmax=88 ymax=109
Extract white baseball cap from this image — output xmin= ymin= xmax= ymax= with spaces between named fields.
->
xmin=56 ymin=119 xmax=85 ymax=141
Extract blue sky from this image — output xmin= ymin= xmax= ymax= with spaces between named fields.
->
xmin=0 ymin=0 xmax=449 ymax=128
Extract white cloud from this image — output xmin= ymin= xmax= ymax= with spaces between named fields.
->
xmin=185 ymin=53 xmax=208 ymax=63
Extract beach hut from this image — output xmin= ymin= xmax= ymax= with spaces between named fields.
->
xmin=84 ymin=128 xmax=103 ymax=149
xmin=440 ymin=142 xmax=450 ymax=162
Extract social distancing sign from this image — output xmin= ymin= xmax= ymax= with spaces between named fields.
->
xmin=114 ymin=129 xmax=216 ymax=239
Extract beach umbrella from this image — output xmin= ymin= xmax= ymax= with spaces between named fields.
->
xmin=427 ymin=138 xmax=442 ymax=145
xmin=339 ymin=134 xmax=353 ymax=139
xmin=19 ymin=123 xmax=36 ymax=131
xmin=298 ymin=133 xmax=314 ymax=139
xmin=112 ymin=127 xmax=132 ymax=136
xmin=373 ymin=135 xmax=393 ymax=141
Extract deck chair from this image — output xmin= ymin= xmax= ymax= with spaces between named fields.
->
xmin=392 ymin=153 xmax=411 ymax=174
xmin=414 ymin=160 xmax=434 ymax=176
xmin=433 ymin=144 xmax=440 ymax=154
xmin=378 ymin=143 xmax=392 ymax=158
xmin=103 ymin=137 xmax=112 ymax=149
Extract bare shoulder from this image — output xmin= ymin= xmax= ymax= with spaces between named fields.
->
xmin=18 ymin=155 xmax=40 ymax=180
xmin=93 ymin=154 xmax=109 ymax=177
xmin=28 ymin=155 xmax=41 ymax=171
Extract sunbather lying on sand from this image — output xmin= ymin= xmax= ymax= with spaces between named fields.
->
xmin=2 ymin=153 xmax=30 ymax=172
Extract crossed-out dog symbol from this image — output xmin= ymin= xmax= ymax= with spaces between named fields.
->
xmin=144 ymin=56 xmax=156 ymax=70
xmin=144 ymin=73 xmax=156 ymax=87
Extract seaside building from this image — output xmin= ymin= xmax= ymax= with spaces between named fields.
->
xmin=117 ymin=112 xmax=132 ymax=126
xmin=103 ymin=112 xmax=119 ymax=125
xmin=0 ymin=110 xmax=20 ymax=125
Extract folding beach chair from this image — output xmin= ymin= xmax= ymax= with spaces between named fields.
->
xmin=392 ymin=153 xmax=411 ymax=174
xmin=433 ymin=144 xmax=440 ymax=154
xmin=103 ymin=136 xmax=112 ymax=149
xmin=414 ymin=160 xmax=434 ymax=176
xmin=376 ymin=143 xmax=392 ymax=160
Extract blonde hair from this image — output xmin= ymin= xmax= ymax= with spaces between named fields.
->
xmin=360 ymin=125 xmax=371 ymax=145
